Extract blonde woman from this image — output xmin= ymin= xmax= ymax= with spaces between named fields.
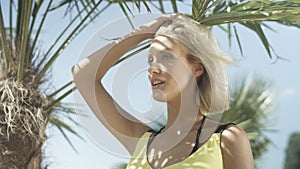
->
xmin=72 ymin=14 xmax=254 ymax=169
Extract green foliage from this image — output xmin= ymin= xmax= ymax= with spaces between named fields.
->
xmin=152 ymin=0 xmax=300 ymax=59
xmin=221 ymin=75 xmax=274 ymax=160
xmin=111 ymin=162 xmax=127 ymax=169
xmin=192 ymin=0 xmax=300 ymax=59
xmin=1 ymin=0 xmax=298 ymax=167
xmin=284 ymin=132 xmax=300 ymax=169
xmin=0 ymin=0 xmax=104 ymax=153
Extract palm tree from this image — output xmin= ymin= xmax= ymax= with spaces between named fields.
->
xmin=221 ymin=75 xmax=274 ymax=160
xmin=0 ymin=0 xmax=148 ymax=168
xmin=0 ymin=0 xmax=299 ymax=168
xmin=284 ymin=132 xmax=300 ymax=169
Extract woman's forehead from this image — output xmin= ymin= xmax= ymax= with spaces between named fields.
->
xmin=149 ymin=35 xmax=187 ymax=54
xmin=149 ymin=36 xmax=173 ymax=52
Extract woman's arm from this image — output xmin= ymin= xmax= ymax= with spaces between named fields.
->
xmin=221 ymin=126 xmax=254 ymax=169
xmin=71 ymin=14 xmax=179 ymax=154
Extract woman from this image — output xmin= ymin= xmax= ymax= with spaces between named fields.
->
xmin=72 ymin=14 xmax=254 ymax=169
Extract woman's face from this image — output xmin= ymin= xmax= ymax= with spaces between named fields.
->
xmin=147 ymin=35 xmax=203 ymax=102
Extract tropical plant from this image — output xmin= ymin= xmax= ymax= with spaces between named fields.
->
xmin=0 ymin=0 xmax=299 ymax=168
xmin=0 ymin=0 xmax=149 ymax=168
xmin=284 ymin=132 xmax=300 ymax=169
xmin=220 ymin=75 xmax=274 ymax=160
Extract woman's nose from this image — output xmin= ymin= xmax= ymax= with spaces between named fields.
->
xmin=148 ymin=63 xmax=161 ymax=75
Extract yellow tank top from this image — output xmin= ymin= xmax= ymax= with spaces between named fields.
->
xmin=126 ymin=132 xmax=223 ymax=169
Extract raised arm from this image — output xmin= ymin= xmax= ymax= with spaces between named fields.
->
xmin=71 ymin=14 xmax=179 ymax=154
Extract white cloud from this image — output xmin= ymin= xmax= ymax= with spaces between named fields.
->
xmin=281 ymin=88 xmax=298 ymax=97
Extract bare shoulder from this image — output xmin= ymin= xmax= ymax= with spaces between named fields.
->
xmin=221 ymin=125 xmax=249 ymax=147
xmin=220 ymin=125 xmax=254 ymax=169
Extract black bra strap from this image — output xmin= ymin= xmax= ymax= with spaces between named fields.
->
xmin=214 ymin=123 xmax=236 ymax=133
xmin=189 ymin=116 xmax=207 ymax=155
xmin=147 ymin=126 xmax=165 ymax=147
xmin=189 ymin=120 xmax=235 ymax=155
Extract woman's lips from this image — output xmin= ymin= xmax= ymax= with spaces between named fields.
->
xmin=150 ymin=78 xmax=166 ymax=90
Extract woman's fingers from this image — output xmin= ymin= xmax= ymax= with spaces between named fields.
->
xmin=136 ymin=13 xmax=182 ymax=34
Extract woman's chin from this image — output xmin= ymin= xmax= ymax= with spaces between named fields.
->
xmin=152 ymin=89 xmax=168 ymax=102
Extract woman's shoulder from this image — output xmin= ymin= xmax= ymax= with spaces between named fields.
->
xmin=220 ymin=125 xmax=254 ymax=169
xmin=221 ymin=125 xmax=249 ymax=148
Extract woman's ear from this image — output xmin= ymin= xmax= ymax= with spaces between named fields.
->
xmin=193 ymin=63 xmax=204 ymax=78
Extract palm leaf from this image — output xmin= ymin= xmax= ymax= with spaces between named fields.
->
xmin=0 ymin=2 xmax=9 ymax=69
xmin=49 ymin=115 xmax=84 ymax=153
xmin=170 ymin=0 xmax=178 ymax=13
xmin=114 ymin=39 xmax=152 ymax=66
xmin=196 ymin=0 xmax=300 ymax=59
xmin=221 ymin=74 xmax=274 ymax=159
xmin=233 ymin=25 xmax=244 ymax=56
xmin=32 ymin=0 xmax=53 ymax=52
xmin=38 ymin=0 xmax=103 ymax=79
xmin=48 ymin=81 xmax=73 ymax=98
xmin=17 ymin=0 xmax=33 ymax=83
xmin=117 ymin=0 xmax=135 ymax=29
xmin=45 ymin=87 xmax=76 ymax=113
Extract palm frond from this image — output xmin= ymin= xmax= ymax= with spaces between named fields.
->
xmin=150 ymin=0 xmax=300 ymax=60
xmin=43 ymin=1 xmax=95 ymax=62
xmin=194 ymin=0 xmax=300 ymax=59
xmin=28 ymin=0 xmax=44 ymax=42
xmin=32 ymin=0 xmax=53 ymax=52
xmin=233 ymin=25 xmax=244 ymax=56
xmin=114 ymin=39 xmax=152 ymax=66
xmin=45 ymin=87 xmax=76 ymax=113
xmin=117 ymin=0 xmax=135 ymax=29
xmin=38 ymin=1 xmax=103 ymax=79
xmin=48 ymin=81 xmax=73 ymax=98
xmin=17 ymin=0 xmax=33 ymax=83
xmin=49 ymin=115 xmax=83 ymax=153
xmin=170 ymin=0 xmax=178 ymax=13
xmin=0 ymin=3 xmax=9 ymax=69
xmin=221 ymin=74 xmax=275 ymax=159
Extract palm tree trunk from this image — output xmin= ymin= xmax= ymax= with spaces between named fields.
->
xmin=0 ymin=133 xmax=46 ymax=169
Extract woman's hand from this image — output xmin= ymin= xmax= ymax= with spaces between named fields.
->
xmin=134 ymin=13 xmax=181 ymax=35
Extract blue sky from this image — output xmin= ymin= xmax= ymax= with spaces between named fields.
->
xmin=29 ymin=1 xmax=300 ymax=169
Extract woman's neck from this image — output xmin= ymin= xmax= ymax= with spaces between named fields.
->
xmin=165 ymin=95 xmax=203 ymax=133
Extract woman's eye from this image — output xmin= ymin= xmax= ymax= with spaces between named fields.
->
xmin=147 ymin=57 xmax=154 ymax=64
xmin=162 ymin=53 xmax=173 ymax=60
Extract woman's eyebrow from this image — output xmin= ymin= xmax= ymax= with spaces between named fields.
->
xmin=151 ymin=39 xmax=172 ymax=51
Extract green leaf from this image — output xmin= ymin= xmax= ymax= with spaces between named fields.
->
xmin=42 ymin=1 xmax=92 ymax=63
xmin=49 ymin=81 xmax=73 ymax=98
xmin=32 ymin=0 xmax=53 ymax=52
xmin=141 ymin=0 xmax=151 ymax=13
xmin=170 ymin=0 xmax=178 ymax=13
xmin=49 ymin=116 xmax=83 ymax=153
xmin=0 ymin=2 xmax=9 ymax=69
xmin=49 ymin=0 xmax=70 ymax=11
xmin=227 ymin=23 xmax=231 ymax=47
xmin=240 ymin=21 xmax=271 ymax=58
xmin=28 ymin=0 xmax=44 ymax=48
xmin=222 ymin=74 xmax=274 ymax=159
xmin=17 ymin=0 xmax=33 ymax=83
xmin=45 ymin=87 xmax=76 ymax=112
xmin=158 ymin=0 xmax=165 ymax=13
xmin=117 ymin=0 xmax=134 ymax=29
xmin=114 ymin=39 xmax=151 ymax=65
xmin=38 ymin=0 xmax=103 ymax=79
xmin=233 ymin=25 xmax=244 ymax=56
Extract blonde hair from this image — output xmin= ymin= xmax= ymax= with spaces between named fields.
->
xmin=155 ymin=15 xmax=231 ymax=114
